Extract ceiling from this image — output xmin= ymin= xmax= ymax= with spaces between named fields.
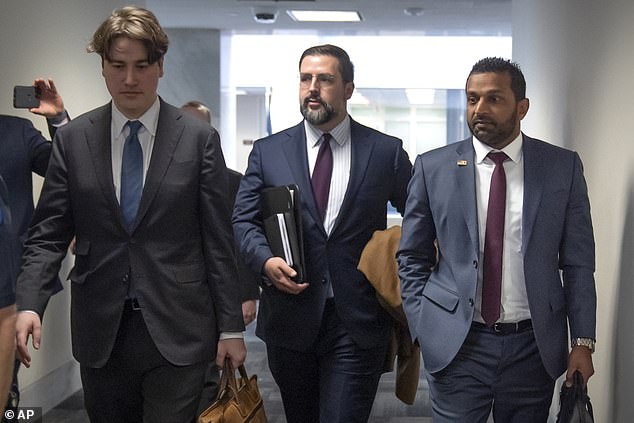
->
xmin=148 ymin=0 xmax=512 ymax=36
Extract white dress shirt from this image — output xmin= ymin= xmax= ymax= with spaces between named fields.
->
xmin=111 ymin=98 xmax=160 ymax=201
xmin=304 ymin=115 xmax=352 ymax=236
xmin=473 ymin=133 xmax=531 ymax=324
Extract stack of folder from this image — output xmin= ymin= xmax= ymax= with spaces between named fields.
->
xmin=261 ymin=184 xmax=306 ymax=282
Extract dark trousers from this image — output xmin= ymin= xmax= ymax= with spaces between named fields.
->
xmin=426 ymin=323 xmax=555 ymax=423
xmin=267 ymin=299 xmax=387 ymax=423
xmin=80 ymin=305 xmax=209 ymax=423
xmin=196 ymin=363 xmax=220 ymax=415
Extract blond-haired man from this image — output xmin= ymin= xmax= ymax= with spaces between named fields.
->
xmin=15 ymin=7 xmax=245 ymax=422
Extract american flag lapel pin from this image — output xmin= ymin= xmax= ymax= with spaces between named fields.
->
xmin=457 ymin=160 xmax=468 ymax=166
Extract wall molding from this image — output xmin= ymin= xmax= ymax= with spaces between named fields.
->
xmin=19 ymin=360 xmax=82 ymax=415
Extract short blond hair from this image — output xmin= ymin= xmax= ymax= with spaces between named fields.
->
xmin=87 ymin=6 xmax=168 ymax=64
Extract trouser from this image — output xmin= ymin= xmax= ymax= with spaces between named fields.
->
xmin=267 ymin=299 xmax=387 ymax=423
xmin=426 ymin=322 xmax=555 ymax=423
xmin=80 ymin=302 xmax=209 ymax=423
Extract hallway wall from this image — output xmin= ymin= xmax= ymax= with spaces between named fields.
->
xmin=0 ymin=0 xmax=131 ymax=413
xmin=513 ymin=1 xmax=634 ymax=421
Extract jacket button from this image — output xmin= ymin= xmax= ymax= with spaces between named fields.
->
xmin=469 ymin=298 xmax=474 ymax=306
xmin=122 ymin=274 xmax=129 ymax=283
xmin=473 ymin=260 xmax=478 ymax=269
xmin=321 ymin=278 xmax=327 ymax=284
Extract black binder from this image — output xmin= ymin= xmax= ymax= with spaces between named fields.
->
xmin=261 ymin=184 xmax=306 ymax=282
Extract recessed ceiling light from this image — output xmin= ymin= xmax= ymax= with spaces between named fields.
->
xmin=286 ymin=10 xmax=362 ymax=23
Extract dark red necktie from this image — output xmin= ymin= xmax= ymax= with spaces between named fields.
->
xmin=482 ymin=151 xmax=508 ymax=326
xmin=311 ymin=133 xmax=333 ymax=222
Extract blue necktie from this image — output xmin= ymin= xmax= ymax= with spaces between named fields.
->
xmin=120 ymin=120 xmax=144 ymax=230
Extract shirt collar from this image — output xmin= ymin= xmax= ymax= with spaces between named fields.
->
xmin=473 ymin=131 xmax=523 ymax=164
xmin=304 ymin=115 xmax=350 ymax=148
xmin=112 ymin=97 xmax=161 ymax=137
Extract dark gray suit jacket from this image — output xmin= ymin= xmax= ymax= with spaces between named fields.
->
xmin=17 ymin=99 xmax=244 ymax=367
xmin=398 ymin=134 xmax=596 ymax=379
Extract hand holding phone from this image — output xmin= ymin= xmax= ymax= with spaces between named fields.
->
xmin=13 ymin=85 xmax=41 ymax=109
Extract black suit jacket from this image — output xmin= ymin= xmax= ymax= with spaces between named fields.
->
xmin=226 ymin=169 xmax=260 ymax=302
xmin=233 ymin=119 xmax=412 ymax=351
xmin=17 ymin=100 xmax=244 ymax=367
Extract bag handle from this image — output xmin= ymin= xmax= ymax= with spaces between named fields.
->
xmin=217 ymin=359 xmax=252 ymax=401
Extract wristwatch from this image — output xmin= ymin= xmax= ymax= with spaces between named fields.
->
xmin=572 ymin=337 xmax=595 ymax=353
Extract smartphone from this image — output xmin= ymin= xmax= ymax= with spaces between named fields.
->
xmin=13 ymin=85 xmax=41 ymax=109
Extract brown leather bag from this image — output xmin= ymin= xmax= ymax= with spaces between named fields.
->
xmin=198 ymin=360 xmax=267 ymax=423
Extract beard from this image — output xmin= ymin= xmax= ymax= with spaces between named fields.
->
xmin=300 ymin=97 xmax=336 ymax=126
xmin=468 ymin=109 xmax=518 ymax=148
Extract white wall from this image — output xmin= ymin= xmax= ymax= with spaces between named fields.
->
xmin=513 ymin=1 xmax=634 ymax=422
xmin=0 ymin=0 xmax=130 ymax=412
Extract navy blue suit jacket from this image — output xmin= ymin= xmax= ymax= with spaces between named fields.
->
xmin=0 ymin=115 xmax=61 ymax=308
xmin=398 ymin=134 xmax=596 ymax=379
xmin=233 ymin=118 xmax=412 ymax=351
xmin=0 ymin=174 xmax=16 ymax=308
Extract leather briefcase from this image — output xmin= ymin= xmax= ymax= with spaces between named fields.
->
xmin=198 ymin=360 xmax=267 ymax=423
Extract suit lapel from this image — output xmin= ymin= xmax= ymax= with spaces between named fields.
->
xmin=330 ymin=120 xmax=375 ymax=236
xmin=455 ymin=140 xmax=479 ymax=257
xmin=84 ymin=104 xmax=122 ymax=221
xmin=281 ymin=124 xmax=324 ymax=232
xmin=133 ymin=101 xmax=184 ymax=230
xmin=521 ymin=136 xmax=545 ymax=252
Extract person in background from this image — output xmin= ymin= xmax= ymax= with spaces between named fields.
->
xmin=233 ymin=44 xmax=412 ymax=423
xmin=0 ymin=175 xmax=16 ymax=417
xmin=180 ymin=100 xmax=260 ymax=413
xmin=398 ymin=57 xmax=596 ymax=422
xmin=14 ymin=7 xmax=245 ymax=422
xmin=181 ymin=100 xmax=212 ymax=126
xmin=0 ymin=78 xmax=68 ymax=420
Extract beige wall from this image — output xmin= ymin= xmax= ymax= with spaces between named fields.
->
xmin=513 ymin=0 xmax=634 ymax=422
xmin=0 ymin=0 xmax=130 ymax=412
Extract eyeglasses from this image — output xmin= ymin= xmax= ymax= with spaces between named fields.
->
xmin=299 ymin=73 xmax=336 ymax=87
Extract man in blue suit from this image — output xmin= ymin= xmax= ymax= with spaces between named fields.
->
xmin=0 ymin=174 xmax=17 ymax=417
xmin=0 ymin=79 xmax=67 ymax=418
xmin=398 ymin=57 xmax=596 ymax=422
xmin=233 ymin=44 xmax=412 ymax=423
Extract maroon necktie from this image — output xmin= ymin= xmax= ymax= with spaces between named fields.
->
xmin=482 ymin=151 xmax=508 ymax=326
xmin=311 ymin=133 xmax=333 ymax=222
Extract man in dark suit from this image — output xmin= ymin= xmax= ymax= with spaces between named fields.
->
xmin=233 ymin=44 xmax=412 ymax=423
xmin=180 ymin=101 xmax=260 ymax=413
xmin=398 ymin=57 xmax=596 ymax=422
xmin=0 ymin=78 xmax=68 ymax=419
xmin=179 ymin=101 xmax=260 ymax=327
xmin=15 ymin=7 xmax=245 ymax=422
xmin=0 ymin=175 xmax=16 ymax=417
